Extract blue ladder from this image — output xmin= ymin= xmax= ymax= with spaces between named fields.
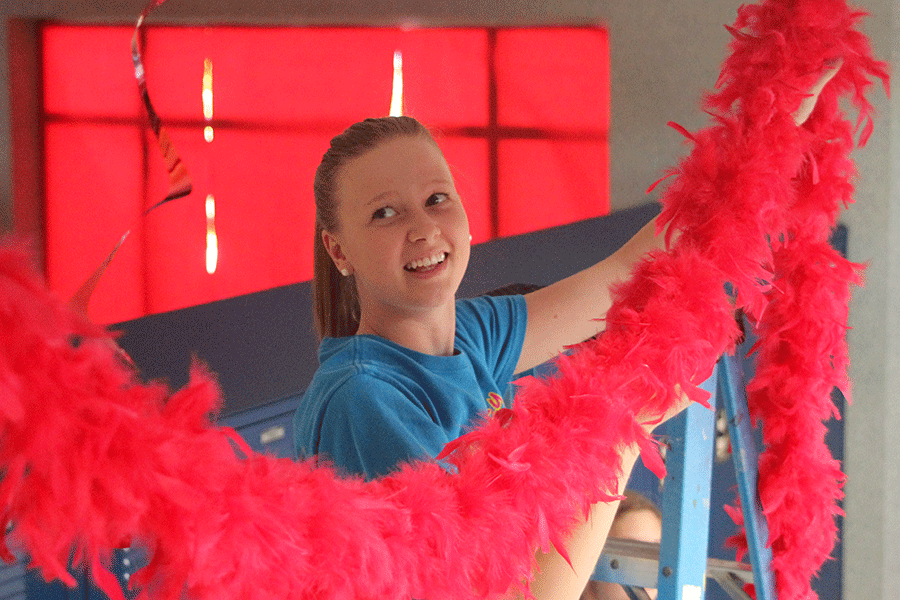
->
xmin=593 ymin=353 xmax=777 ymax=600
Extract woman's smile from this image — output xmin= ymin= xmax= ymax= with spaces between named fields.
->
xmin=403 ymin=251 xmax=449 ymax=273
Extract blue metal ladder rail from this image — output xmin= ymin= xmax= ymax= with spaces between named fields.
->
xmin=593 ymin=353 xmax=777 ymax=600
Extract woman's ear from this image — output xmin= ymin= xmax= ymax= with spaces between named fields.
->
xmin=322 ymin=230 xmax=352 ymax=276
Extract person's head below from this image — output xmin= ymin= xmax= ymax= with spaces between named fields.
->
xmin=582 ymin=490 xmax=663 ymax=600
xmin=312 ymin=116 xmax=471 ymax=341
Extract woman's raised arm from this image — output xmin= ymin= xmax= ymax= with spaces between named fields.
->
xmin=515 ymin=60 xmax=842 ymax=376
xmin=516 ymin=220 xmax=663 ymax=374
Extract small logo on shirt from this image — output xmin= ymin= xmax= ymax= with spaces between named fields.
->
xmin=486 ymin=391 xmax=504 ymax=415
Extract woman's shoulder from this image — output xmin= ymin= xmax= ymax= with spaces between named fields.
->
xmin=454 ymin=294 xmax=527 ymax=348
xmin=296 ymin=342 xmax=409 ymax=436
xmin=455 ymin=293 xmax=524 ymax=325
xmin=309 ymin=335 xmax=442 ymax=398
xmin=301 ymin=335 xmax=476 ymax=423
xmin=318 ymin=334 xmax=445 ymax=370
xmin=310 ymin=336 xmax=395 ymax=388
xmin=293 ymin=347 xmax=426 ymax=468
xmin=305 ymin=365 xmax=406 ymax=414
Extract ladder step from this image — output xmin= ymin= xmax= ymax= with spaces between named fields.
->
xmin=594 ymin=537 xmax=754 ymax=600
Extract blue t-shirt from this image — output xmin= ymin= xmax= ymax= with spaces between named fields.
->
xmin=294 ymin=295 xmax=527 ymax=480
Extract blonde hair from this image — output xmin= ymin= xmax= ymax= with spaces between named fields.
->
xmin=617 ymin=489 xmax=662 ymax=521
xmin=312 ymin=116 xmax=434 ymax=340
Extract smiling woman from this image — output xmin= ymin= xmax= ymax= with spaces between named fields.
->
xmin=299 ymin=116 xmax=491 ymax=477
xmin=294 ymin=114 xmax=686 ymax=599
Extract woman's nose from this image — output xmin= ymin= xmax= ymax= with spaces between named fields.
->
xmin=407 ymin=211 xmax=440 ymax=242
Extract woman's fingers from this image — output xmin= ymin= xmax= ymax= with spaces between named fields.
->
xmin=792 ymin=59 xmax=844 ymax=125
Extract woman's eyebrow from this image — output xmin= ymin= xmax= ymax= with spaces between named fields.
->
xmin=365 ymin=179 xmax=452 ymax=206
xmin=365 ymin=190 xmax=398 ymax=206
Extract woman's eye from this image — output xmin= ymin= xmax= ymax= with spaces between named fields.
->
xmin=426 ymin=193 xmax=449 ymax=206
xmin=372 ymin=206 xmax=397 ymax=220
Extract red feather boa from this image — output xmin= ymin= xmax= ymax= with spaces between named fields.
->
xmin=0 ymin=1 xmax=887 ymax=600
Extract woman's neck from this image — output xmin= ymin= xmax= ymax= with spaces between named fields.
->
xmin=355 ymin=302 xmax=457 ymax=356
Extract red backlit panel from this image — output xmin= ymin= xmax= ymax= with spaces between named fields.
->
xmin=42 ymin=26 xmax=140 ymax=118
xmin=144 ymin=127 xmax=325 ymax=314
xmin=43 ymin=122 xmax=145 ymax=322
xmin=143 ymin=27 xmax=489 ymax=128
xmin=495 ymin=28 xmax=610 ymax=131
xmin=497 ymin=139 xmax=609 ymax=238
xmin=145 ymin=28 xmax=385 ymax=123
xmin=435 ymin=136 xmax=491 ymax=244
xmin=391 ymin=29 xmax=490 ymax=128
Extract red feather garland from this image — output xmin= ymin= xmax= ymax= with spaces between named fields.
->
xmin=0 ymin=1 xmax=888 ymax=600
xmin=690 ymin=2 xmax=886 ymax=599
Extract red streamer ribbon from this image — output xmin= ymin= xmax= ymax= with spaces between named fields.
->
xmin=131 ymin=0 xmax=193 ymax=207
xmin=69 ymin=0 xmax=193 ymax=318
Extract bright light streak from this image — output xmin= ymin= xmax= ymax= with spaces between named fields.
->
xmin=205 ymin=194 xmax=217 ymax=274
xmin=203 ymin=58 xmax=214 ymax=142
xmin=202 ymin=58 xmax=213 ymax=120
xmin=203 ymin=60 xmax=217 ymax=274
xmin=390 ymin=50 xmax=403 ymax=117
xmin=206 ymin=231 xmax=218 ymax=275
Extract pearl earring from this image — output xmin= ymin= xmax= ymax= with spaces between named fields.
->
xmin=468 ymin=234 xmax=473 ymax=242
xmin=340 ymin=268 xmax=350 ymax=277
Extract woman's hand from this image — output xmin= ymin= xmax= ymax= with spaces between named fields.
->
xmin=792 ymin=60 xmax=843 ymax=125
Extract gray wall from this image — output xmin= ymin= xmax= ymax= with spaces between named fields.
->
xmin=1 ymin=1 xmax=897 ymax=598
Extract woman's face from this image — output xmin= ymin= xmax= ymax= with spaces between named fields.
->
xmin=323 ymin=135 xmax=470 ymax=322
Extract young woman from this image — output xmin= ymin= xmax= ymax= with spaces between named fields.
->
xmin=292 ymin=115 xmax=664 ymax=598
xmin=293 ymin=62 xmax=838 ymax=600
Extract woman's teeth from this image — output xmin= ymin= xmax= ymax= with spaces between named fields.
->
xmin=405 ymin=252 xmax=447 ymax=272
